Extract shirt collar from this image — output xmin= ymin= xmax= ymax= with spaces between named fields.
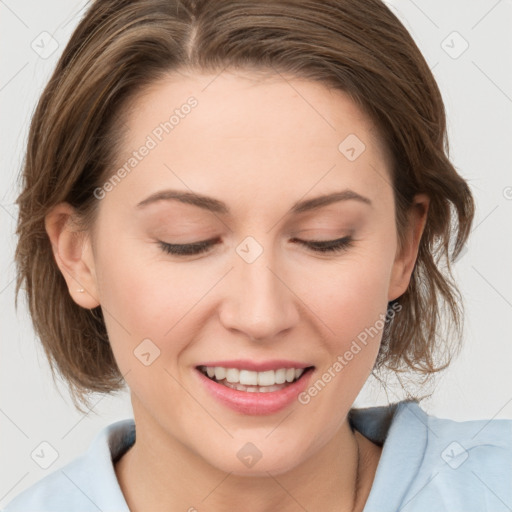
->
xmin=350 ymin=399 xmax=429 ymax=511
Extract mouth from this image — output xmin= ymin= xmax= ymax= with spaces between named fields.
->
xmin=196 ymin=365 xmax=315 ymax=393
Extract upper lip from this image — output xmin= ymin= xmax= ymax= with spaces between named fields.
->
xmin=195 ymin=359 xmax=314 ymax=372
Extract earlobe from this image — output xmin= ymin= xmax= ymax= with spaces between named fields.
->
xmin=45 ymin=203 xmax=100 ymax=309
xmin=388 ymin=194 xmax=429 ymax=302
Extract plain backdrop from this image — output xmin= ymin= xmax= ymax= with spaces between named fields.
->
xmin=1 ymin=0 xmax=511 ymax=505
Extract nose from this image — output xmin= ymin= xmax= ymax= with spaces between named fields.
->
xmin=219 ymin=245 xmax=300 ymax=342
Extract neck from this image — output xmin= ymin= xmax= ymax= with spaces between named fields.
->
xmin=114 ymin=414 xmax=381 ymax=512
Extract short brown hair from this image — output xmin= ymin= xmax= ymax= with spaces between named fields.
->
xmin=14 ymin=0 xmax=475 ymax=412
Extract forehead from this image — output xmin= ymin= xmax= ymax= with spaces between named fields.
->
xmin=108 ymin=70 xmax=392 ymax=214
xmin=124 ymin=69 xmax=383 ymax=150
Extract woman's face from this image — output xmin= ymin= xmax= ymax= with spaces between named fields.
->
xmin=61 ymin=70 xmax=427 ymax=475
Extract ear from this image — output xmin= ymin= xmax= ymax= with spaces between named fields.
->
xmin=45 ymin=202 xmax=100 ymax=309
xmin=388 ymin=193 xmax=429 ymax=302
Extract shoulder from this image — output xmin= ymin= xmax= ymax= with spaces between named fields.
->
xmin=352 ymin=400 xmax=512 ymax=512
xmin=2 ymin=418 xmax=135 ymax=512
xmin=411 ymin=402 xmax=512 ymax=511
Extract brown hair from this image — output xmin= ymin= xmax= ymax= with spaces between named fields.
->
xmin=14 ymin=0 xmax=475 ymax=412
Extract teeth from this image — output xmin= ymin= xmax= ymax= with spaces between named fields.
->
xmin=223 ymin=381 xmax=288 ymax=393
xmin=257 ymin=370 xmax=275 ymax=386
xmin=275 ymin=368 xmax=286 ymax=384
xmin=214 ymin=367 xmax=226 ymax=380
xmin=240 ymin=370 xmax=258 ymax=386
xmin=225 ymin=368 xmax=240 ymax=383
xmin=201 ymin=366 xmax=306 ymax=386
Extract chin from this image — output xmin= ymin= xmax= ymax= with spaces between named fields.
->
xmin=203 ymin=446 xmax=305 ymax=477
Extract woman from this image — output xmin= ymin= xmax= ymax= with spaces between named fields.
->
xmin=5 ymin=0 xmax=511 ymax=511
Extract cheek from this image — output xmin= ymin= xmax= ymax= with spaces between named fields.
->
xmin=301 ymin=242 xmax=396 ymax=404
xmin=293 ymin=252 xmax=394 ymax=424
xmin=93 ymin=231 xmax=205 ymax=369
xmin=305 ymin=252 xmax=393 ymax=344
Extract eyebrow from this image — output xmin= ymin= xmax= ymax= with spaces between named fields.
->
xmin=136 ymin=188 xmax=372 ymax=215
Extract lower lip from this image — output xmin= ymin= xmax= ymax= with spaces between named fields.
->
xmin=195 ymin=368 xmax=314 ymax=415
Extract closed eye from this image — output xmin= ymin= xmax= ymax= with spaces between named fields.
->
xmin=290 ymin=236 xmax=353 ymax=253
xmin=158 ymin=236 xmax=353 ymax=256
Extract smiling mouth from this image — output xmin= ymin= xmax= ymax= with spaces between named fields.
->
xmin=196 ymin=365 xmax=315 ymax=393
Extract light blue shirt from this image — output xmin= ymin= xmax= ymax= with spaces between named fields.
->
xmin=3 ymin=400 xmax=511 ymax=511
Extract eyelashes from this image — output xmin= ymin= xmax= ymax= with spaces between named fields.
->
xmin=158 ymin=236 xmax=353 ymax=256
xmin=294 ymin=236 xmax=353 ymax=253
xmin=159 ymin=238 xmax=218 ymax=256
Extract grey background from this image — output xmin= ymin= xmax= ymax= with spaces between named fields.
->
xmin=1 ymin=0 xmax=511 ymax=504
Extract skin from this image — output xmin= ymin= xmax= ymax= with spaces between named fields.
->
xmin=45 ymin=70 xmax=429 ymax=512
